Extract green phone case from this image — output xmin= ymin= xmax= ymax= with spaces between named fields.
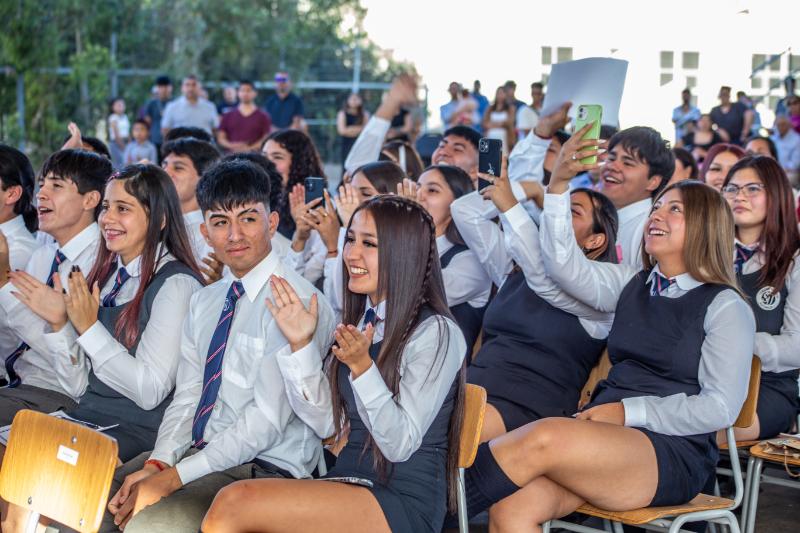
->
xmin=574 ymin=104 xmax=603 ymax=165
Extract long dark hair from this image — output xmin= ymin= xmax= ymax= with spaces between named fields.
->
xmin=88 ymin=164 xmax=202 ymax=347
xmin=266 ymin=129 xmax=326 ymax=190
xmin=330 ymin=195 xmax=465 ymax=513
xmin=352 ymin=161 xmax=407 ymax=194
xmin=342 ymin=93 xmax=365 ymax=125
xmin=723 ymin=156 xmax=800 ymax=291
xmin=379 ymin=140 xmax=425 ymax=180
xmin=423 ymin=165 xmax=474 ymax=246
xmin=572 ymin=188 xmax=619 ymax=264
xmin=0 ymin=144 xmax=37 ymax=232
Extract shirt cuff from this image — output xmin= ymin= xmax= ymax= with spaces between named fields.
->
xmin=277 ymin=340 xmax=324 ymax=380
xmin=0 ymin=283 xmax=21 ymax=314
xmin=543 ymin=191 xmax=571 ymax=213
xmin=501 ymin=202 xmax=531 ymax=234
xmin=149 ymin=445 xmax=180 ymax=467
xmin=621 ymin=397 xmax=647 ymax=428
xmin=175 ymin=450 xmax=212 ymax=485
xmin=77 ymin=321 xmax=117 ymax=366
xmin=42 ymin=324 xmax=80 ymax=364
xmin=349 ymin=362 xmax=390 ymax=407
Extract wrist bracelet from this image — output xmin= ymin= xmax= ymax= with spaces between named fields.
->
xmin=145 ymin=459 xmax=166 ymax=471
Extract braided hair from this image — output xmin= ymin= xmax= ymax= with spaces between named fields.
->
xmin=329 ymin=195 xmax=466 ymax=513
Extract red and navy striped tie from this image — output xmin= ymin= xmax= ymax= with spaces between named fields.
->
xmin=651 ymin=273 xmax=674 ymax=296
xmin=734 ymin=243 xmax=756 ymax=274
xmin=191 ymin=280 xmax=245 ymax=448
xmin=101 ymin=266 xmax=131 ymax=307
xmin=4 ymin=250 xmax=66 ymax=387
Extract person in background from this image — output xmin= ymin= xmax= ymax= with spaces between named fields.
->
xmin=482 ymin=87 xmax=516 ymax=153
xmin=745 ymin=135 xmax=778 ymax=160
xmin=140 ymin=75 xmax=173 ymax=158
xmin=471 ymin=80 xmax=490 ymax=131
xmin=337 ymin=92 xmax=370 ymax=170
xmin=386 ymin=105 xmax=413 ymax=142
xmin=217 ymin=84 xmax=238 ymax=115
xmin=108 ymin=97 xmax=131 ymax=169
xmin=161 ymin=75 xmax=220 ymax=138
xmin=265 ymin=72 xmax=305 ymax=132
xmin=775 ymin=76 xmax=797 ymax=118
xmin=737 ymin=91 xmax=762 ymax=137
xmin=699 ymin=143 xmax=745 ymax=191
xmin=667 ymin=146 xmax=699 ymax=186
xmin=216 ymin=81 xmax=272 ymax=154
xmin=516 ymin=82 xmax=545 ymax=141
xmin=671 ymin=88 xmax=701 ymax=143
xmin=710 ymin=86 xmax=753 ymax=146
xmin=771 ymin=115 xmax=800 ymax=185
xmin=788 ymin=96 xmax=800 ymax=134
xmin=503 ymin=80 xmax=527 ymax=113
xmin=440 ymin=82 xmax=462 ymax=129
xmin=163 ymin=127 xmax=214 ymax=144
xmin=678 ymin=114 xmax=722 ymax=163
xmin=124 ymin=120 xmax=158 ymax=165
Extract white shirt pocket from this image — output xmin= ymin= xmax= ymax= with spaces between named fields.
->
xmin=223 ymin=333 xmax=265 ymax=389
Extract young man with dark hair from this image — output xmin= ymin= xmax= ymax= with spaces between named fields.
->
xmin=141 ymin=75 xmax=173 ymax=154
xmin=103 ymin=159 xmax=335 ymax=533
xmin=602 ymin=126 xmax=675 ymax=266
xmin=432 ymin=125 xmax=480 ymax=180
xmin=216 ymin=81 xmax=272 ymax=153
xmin=0 ymin=149 xmax=111 ymax=421
xmin=161 ymin=138 xmax=222 ymax=266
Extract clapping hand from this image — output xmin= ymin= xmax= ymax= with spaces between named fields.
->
xmin=303 ymin=190 xmax=341 ymax=253
xmin=65 ymin=268 xmax=100 ymax=335
xmin=336 ymin=183 xmax=360 ymax=226
xmin=332 ymin=323 xmax=374 ymax=379
xmin=8 ymin=270 xmax=68 ymax=330
xmin=265 ymin=275 xmax=318 ymax=353
xmin=396 ymin=178 xmax=418 ymax=201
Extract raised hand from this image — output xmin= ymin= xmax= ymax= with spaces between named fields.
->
xmin=548 ymin=122 xmax=605 ymax=194
xmin=8 ymin=270 xmax=68 ymax=329
xmin=65 ymin=268 xmax=100 ymax=335
xmin=533 ymin=102 xmax=572 ymax=139
xmin=304 ymin=190 xmax=341 ymax=253
xmin=397 ymin=178 xmax=418 ymax=201
xmin=336 ymin=183 xmax=359 ymax=227
xmin=331 ymin=323 xmax=375 ymax=379
xmin=265 ymin=275 xmax=318 ymax=352
xmin=200 ymin=252 xmax=225 ymax=284
xmin=61 ymin=122 xmax=84 ymax=151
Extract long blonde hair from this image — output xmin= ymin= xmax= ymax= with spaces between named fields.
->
xmin=642 ymin=180 xmax=739 ymax=293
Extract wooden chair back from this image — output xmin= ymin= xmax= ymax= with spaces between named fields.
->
xmin=578 ymin=349 xmax=611 ymax=409
xmin=734 ymin=356 xmax=761 ymax=429
xmin=0 ymin=410 xmax=118 ymax=533
xmin=458 ymin=384 xmax=487 ymax=469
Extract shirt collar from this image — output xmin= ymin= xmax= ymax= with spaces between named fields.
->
xmin=617 ymin=198 xmax=652 ymax=225
xmin=184 ymin=210 xmax=204 ymax=224
xmin=0 ymin=215 xmax=28 ymax=236
xmin=118 ymin=255 xmax=142 ymax=278
xmin=227 ymin=251 xmax=280 ymax=303
xmin=647 ymin=264 xmax=703 ymax=292
xmin=60 ymin=223 xmax=100 ymax=262
xmin=436 ymin=234 xmax=453 ymax=255
xmin=366 ymin=297 xmax=387 ymax=321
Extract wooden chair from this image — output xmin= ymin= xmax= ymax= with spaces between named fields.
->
xmin=0 ymin=409 xmax=118 ymax=533
xmin=457 ymin=384 xmax=487 ymax=533
xmin=544 ymin=356 xmax=762 ymax=533
xmin=741 ymin=438 xmax=800 ymax=533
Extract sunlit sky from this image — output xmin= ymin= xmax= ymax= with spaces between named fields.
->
xmin=359 ymin=0 xmax=800 ymax=138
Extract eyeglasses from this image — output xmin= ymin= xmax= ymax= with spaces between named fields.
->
xmin=721 ymin=183 xmax=766 ymax=198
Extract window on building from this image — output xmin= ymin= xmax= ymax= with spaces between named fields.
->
xmin=769 ymin=96 xmax=780 ymax=110
xmin=682 ymin=52 xmax=699 ymax=69
xmin=770 ymin=77 xmax=782 ymax=89
xmin=791 ymin=55 xmax=800 ymax=72
xmin=686 ymin=76 xmax=697 ymax=89
xmin=751 ymin=77 xmax=762 ymax=89
xmin=660 ymin=51 xmax=674 ymax=69
xmin=541 ymin=74 xmax=549 ymax=85
xmin=660 ymin=73 xmax=673 ymax=86
xmin=752 ymin=54 xmax=766 ymax=72
xmin=769 ymin=54 xmax=781 ymax=72
xmin=556 ymin=47 xmax=573 ymax=63
xmin=541 ymin=47 xmax=552 ymax=65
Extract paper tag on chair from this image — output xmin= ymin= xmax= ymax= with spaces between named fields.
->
xmin=56 ymin=445 xmax=79 ymax=466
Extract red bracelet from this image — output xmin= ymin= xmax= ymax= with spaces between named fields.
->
xmin=145 ymin=459 xmax=166 ymax=471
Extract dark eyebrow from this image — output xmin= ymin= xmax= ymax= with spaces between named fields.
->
xmin=236 ymin=207 xmax=258 ymax=216
xmin=208 ymin=213 xmax=230 ymax=220
xmin=621 ymin=154 xmax=638 ymax=164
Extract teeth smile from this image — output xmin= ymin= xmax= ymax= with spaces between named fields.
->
xmin=350 ymin=267 xmax=368 ymax=275
xmin=649 ymin=229 xmax=667 ymax=236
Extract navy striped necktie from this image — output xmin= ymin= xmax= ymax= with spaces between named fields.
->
xmin=363 ymin=307 xmax=381 ymax=330
xmin=734 ymin=243 xmax=757 ymax=274
xmin=651 ymin=273 xmax=674 ymax=296
xmin=4 ymin=250 xmax=66 ymax=388
xmin=191 ymin=280 xmax=245 ymax=448
xmin=101 ymin=266 xmax=131 ymax=307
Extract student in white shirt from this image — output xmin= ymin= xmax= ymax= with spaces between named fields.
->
xmin=104 ymin=159 xmax=335 ymax=533
xmin=160 ymin=136 xmax=222 ymax=278
xmin=599 ymin=127 xmax=674 ymax=267
xmin=0 ymin=149 xmax=110 ymax=423
xmin=721 ymin=156 xmax=800 ymax=440
xmin=460 ymin=168 xmax=754 ymax=529
xmin=0 ymin=145 xmax=40 ymax=367
xmin=202 ymin=196 xmax=466 ymax=533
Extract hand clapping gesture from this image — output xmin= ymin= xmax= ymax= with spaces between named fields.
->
xmin=8 ymin=270 xmax=68 ymax=330
xmin=332 ymin=323 xmax=374 ymax=379
xmin=303 ymin=190 xmax=341 ymax=254
xmin=265 ymin=275 xmax=319 ymax=353
xmin=65 ymin=267 xmax=101 ymax=335
xmin=335 ymin=183 xmax=359 ymax=227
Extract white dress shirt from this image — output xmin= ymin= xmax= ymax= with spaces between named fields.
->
xmin=771 ymin=129 xmax=800 ymax=173
xmin=615 ymin=198 xmax=651 ymax=268
xmin=0 ymin=215 xmax=39 ymax=367
xmin=184 ymin=210 xmax=210 ymax=264
xmin=283 ymin=231 xmax=326 ymax=284
xmin=42 ymin=254 xmax=201 ymax=407
xmin=343 ymin=116 xmax=391 ymax=174
xmin=738 ymin=243 xmax=800 ymax=374
xmin=277 ymin=299 xmax=466 ymax=462
xmin=149 ymin=251 xmax=336 ymax=484
xmin=436 ymin=235 xmax=491 ymax=308
xmin=0 ymin=223 xmax=100 ymax=398
xmin=540 ymin=191 xmax=756 ymax=436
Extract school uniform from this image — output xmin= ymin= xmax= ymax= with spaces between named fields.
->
xmin=540 ymin=191 xmax=755 ymax=506
xmin=110 ymin=251 xmax=336 ymax=533
xmin=453 ymin=192 xmax=612 ymax=430
xmin=615 ymin=198 xmax=651 ymax=268
xmin=735 ymin=242 xmax=800 ymax=438
xmin=0 ymin=215 xmax=38 ymax=375
xmin=277 ymin=300 xmax=466 ymax=533
xmin=43 ymin=254 xmax=202 ymax=461
xmin=0 ymin=223 xmax=100 ymax=423
xmin=284 ymin=230 xmax=327 ymax=286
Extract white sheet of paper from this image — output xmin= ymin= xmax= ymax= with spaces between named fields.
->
xmin=540 ymin=57 xmax=629 ymax=127
xmin=0 ymin=410 xmax=118 ymax=446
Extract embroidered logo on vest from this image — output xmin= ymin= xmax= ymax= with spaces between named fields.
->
xmin=756 ymin=286 xmax=780 ymax=311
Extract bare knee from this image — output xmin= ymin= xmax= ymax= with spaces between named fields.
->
xmin=202 ymin=481 xmax=252 ymax=533
xmin=499 ymin=417 xmax=565 ymax=459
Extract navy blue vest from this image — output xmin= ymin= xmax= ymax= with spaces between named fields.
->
xmin=591 ymin=272 xmax=728 ymax=428
xmin=68 ymin=261 xmax=202 ymax=434
xmin=468 ymin=269 xmax=606 ymax=418
xmin=439 ymin=243 xmax=487 ymax=355
xmin=739 ymin=269 xmax=799 ymax=407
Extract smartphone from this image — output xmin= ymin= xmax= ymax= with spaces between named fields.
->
xmin=478 ymin=137 xmax=502 ymax=190
xmin=304 ymin=177 xmax=326 ymax=208
xmin=574 ymin=104 xmax=603 ymax=165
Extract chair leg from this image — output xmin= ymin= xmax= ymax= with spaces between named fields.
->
xmin=611 ymin=520 xmax=624 ymax=533
xmin=724 ymin=511 xmax=742 ymax=533
xmin=542 ymin=520 xmax=551 ymax=533
xmin=743 ymin=458 xmax=763 ymax=533
xmin=457 ymin=467 xmax=468 ymax=533
xmin=24 ymin=511 xmax=40 ymax=533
